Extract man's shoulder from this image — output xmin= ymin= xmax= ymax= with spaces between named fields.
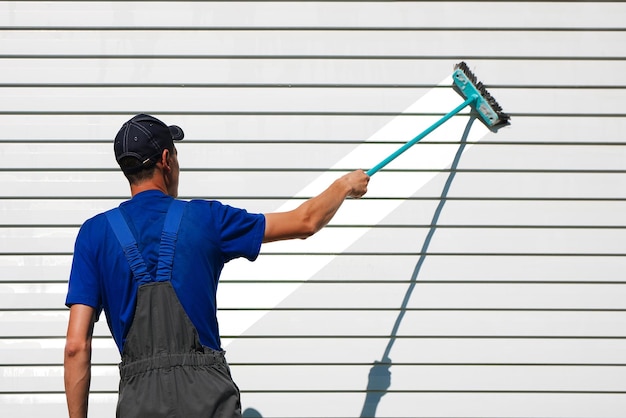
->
xmin=78 ymin=211 xmax=110 ymax=236
xmin=187 ymin=199 xmax=262 ymax=218
xmin=186 ymin=198 xmax=226 ymax=212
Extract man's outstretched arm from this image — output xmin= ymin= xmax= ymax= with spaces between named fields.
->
xmin=64 ymin=304 xmax=96 ymax=418
xmin=263 ymin=169 xmax=369 ymax=243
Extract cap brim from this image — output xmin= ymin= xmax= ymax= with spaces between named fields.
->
xmin=169 ymin=125 xmax=184 ymax=141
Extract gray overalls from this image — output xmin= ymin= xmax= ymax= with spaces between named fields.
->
xmin=106 ymin=200 xmax=242 ymax=418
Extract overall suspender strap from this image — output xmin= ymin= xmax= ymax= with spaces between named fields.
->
xmin=105 ymin=199 xmax=187 ymax=284
xmin=105 ymin=208 xmax=153 ymax=285
xmin=156 ymin=199 xmax=186 ymax=282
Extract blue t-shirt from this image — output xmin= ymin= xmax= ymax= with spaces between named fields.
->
xmin=65 ymin=190 xmax=265 ymax=353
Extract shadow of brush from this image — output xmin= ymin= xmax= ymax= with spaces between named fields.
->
xmin=359 ymin=117 xmax=477 ymax=417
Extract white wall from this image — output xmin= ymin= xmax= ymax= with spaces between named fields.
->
xmin=1 ymin=1 xmax=625 ymax=417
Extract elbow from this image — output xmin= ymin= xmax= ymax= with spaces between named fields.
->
xmin=264 ymin=206 xmax=327 ymax=242
xmin=65 ymin=338 xmax=91 ymax=361
xmin=298 ymin=223 xmax=318 ymax=240
xmin=297 ymin=213 xmax=324 ymax=239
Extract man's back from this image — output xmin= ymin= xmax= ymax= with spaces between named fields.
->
xmin=66 ymin=189 xmax=265 ymax=353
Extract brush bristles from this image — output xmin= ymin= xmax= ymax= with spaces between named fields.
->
xmin=454 ymin=62 xmax=510 ymax=127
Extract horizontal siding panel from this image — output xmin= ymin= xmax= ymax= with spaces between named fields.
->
xmin=427 ymin=228 xmax=625 ymax=255
xmin=1 ymin=171 xmax=625 ymax=198
xmin=0 ymin=255 xmax=72 ymax=283
xmin=504 ymin=89 xmax=624 ymax=115
xmin=0 ymin=142 xmax=357 ymax=170
xmin=240 ymin=392 xmax=626 ymax=418
xmin=3 ymin=30 xmax=625 ymax=58
xmin=3 ymin=364 xmax=626 ymax=393
xmin=5 ymin=253 xmax=626 ymax=284
xmin=0 ymin=199 xmax=286 ymax=226
xmin=5 ymin=310 xmax=626 ymax=339
xmin=0 ymin=283 xmax=68 ymax=309
xmin=0 ymin=172 xmax=134 ymax=198
xmin=457 ymin=144 xmax=626 ymax=171
xmin=0 ymin=228 xmax=78 ymax=254
xmin=5 ymin=337 xmax=626 ymax=367
xmin=5 ymin=282 xmax=626 ymax=310
xmin=0 ymin=199 xmax=126 ymax=225
xmin=2 ymin=2 xmax=625 ymax=29
xmin=3 ymin=392 xmax=624 ymax=418
xmin=0 ymin=365 xmax=117 ymax=392
xmin=2 ymin=226 xmax=624 ymax=255
xmin=485 ymin=116 xmax=626 ymax=143
xmin=225 ymin=337 xmax=626 ymax=365
xmin=3 ymin=143 xmax=626 ymax=171
xmin=2 ymin=115 xmax=626 ymax=143
xmin=1 ymin=113 xmax=395 ymax=142
xmin=444 ymin=172 xmax=626 ymax=199
xmin=2 ymin=59 xmax=626 ymax=87
xmin=225 ymin=254 xmax=626 ymax=283
xmin=2 ymin=86 xmax=623 ymax=117
xmin=236 ymin=365 xmax=626 ymax=392
xmin=2 ymin=199 xmax=625 ymax=227
xmin=0 ymin=311 xmax=110 ymax=338
xmin=0 ymin=394 xmax=115 ymax=418
xmin=232 ymin=310 xmax=626 ymax=338
xmin=3 ymin=252 xmax=625 ymax=284
xmin=381 ymin=199 xmax=626 ymax=227
xmin=224 ymin=282 xmax=626 ymax=310
xmin=0 ymin=337 xmax=118 ymax=365
xmin=266 ymin=227 xmax=626 ymax=255
xmin=1 ymin=87 xmax=425 ymax=113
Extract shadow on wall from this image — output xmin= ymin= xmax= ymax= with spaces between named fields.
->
xmin=242 ymin=118 xmax=477 ymax=418
xmin=360 ymin=117 xmax=476 ymax=418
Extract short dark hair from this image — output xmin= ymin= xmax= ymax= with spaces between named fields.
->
xmin=119 ymin=156 xmax=157 ymax=184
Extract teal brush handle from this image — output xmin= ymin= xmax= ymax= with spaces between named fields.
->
xmin=366 ymin=94 xmax=477 ymax=176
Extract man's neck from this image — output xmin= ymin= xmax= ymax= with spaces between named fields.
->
xmin=130 ymin=181 xmax=169 ymax=197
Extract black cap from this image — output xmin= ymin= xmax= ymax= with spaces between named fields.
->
xmin=114 ymin=114 xmax=184 ymax=174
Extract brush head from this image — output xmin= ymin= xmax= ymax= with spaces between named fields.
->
xmin=452 ymin=62 xmax=510 ymax=130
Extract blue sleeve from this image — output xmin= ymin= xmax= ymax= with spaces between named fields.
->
xmin=215 ymin=203 xmax=266 ymax=263
xmin=65 ymin=220 xmax=103 ymax=315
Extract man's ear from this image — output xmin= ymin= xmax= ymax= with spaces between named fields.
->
xmin=160 ymin=149 xmax=171 ymax=170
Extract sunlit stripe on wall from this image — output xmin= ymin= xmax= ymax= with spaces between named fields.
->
xmin=220 ymin=74 xmax=492 ymax=343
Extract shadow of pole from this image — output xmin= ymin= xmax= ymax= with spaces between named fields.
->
xmin=360 ymin=116 xmax=477 ymax=418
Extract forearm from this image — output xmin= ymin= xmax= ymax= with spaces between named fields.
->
xmin=298 ymin=176 xmax=354 ymax=235
xmin=263 ymin=170 xmax=369 ymax=242
xmin=64 ymin=344 xmax=92 ymax=418
xmin=64 ymin=304 xmax=95 ymax=418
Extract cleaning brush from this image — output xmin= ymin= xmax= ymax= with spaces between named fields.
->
xmin=366 ymin=61 xmax=510 ymax=176
xmin=452 ymin=61 xmax=510 ymax=129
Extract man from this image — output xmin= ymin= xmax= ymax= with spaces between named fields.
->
xmin=64 ymin=114 xmax=369 ymax=417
